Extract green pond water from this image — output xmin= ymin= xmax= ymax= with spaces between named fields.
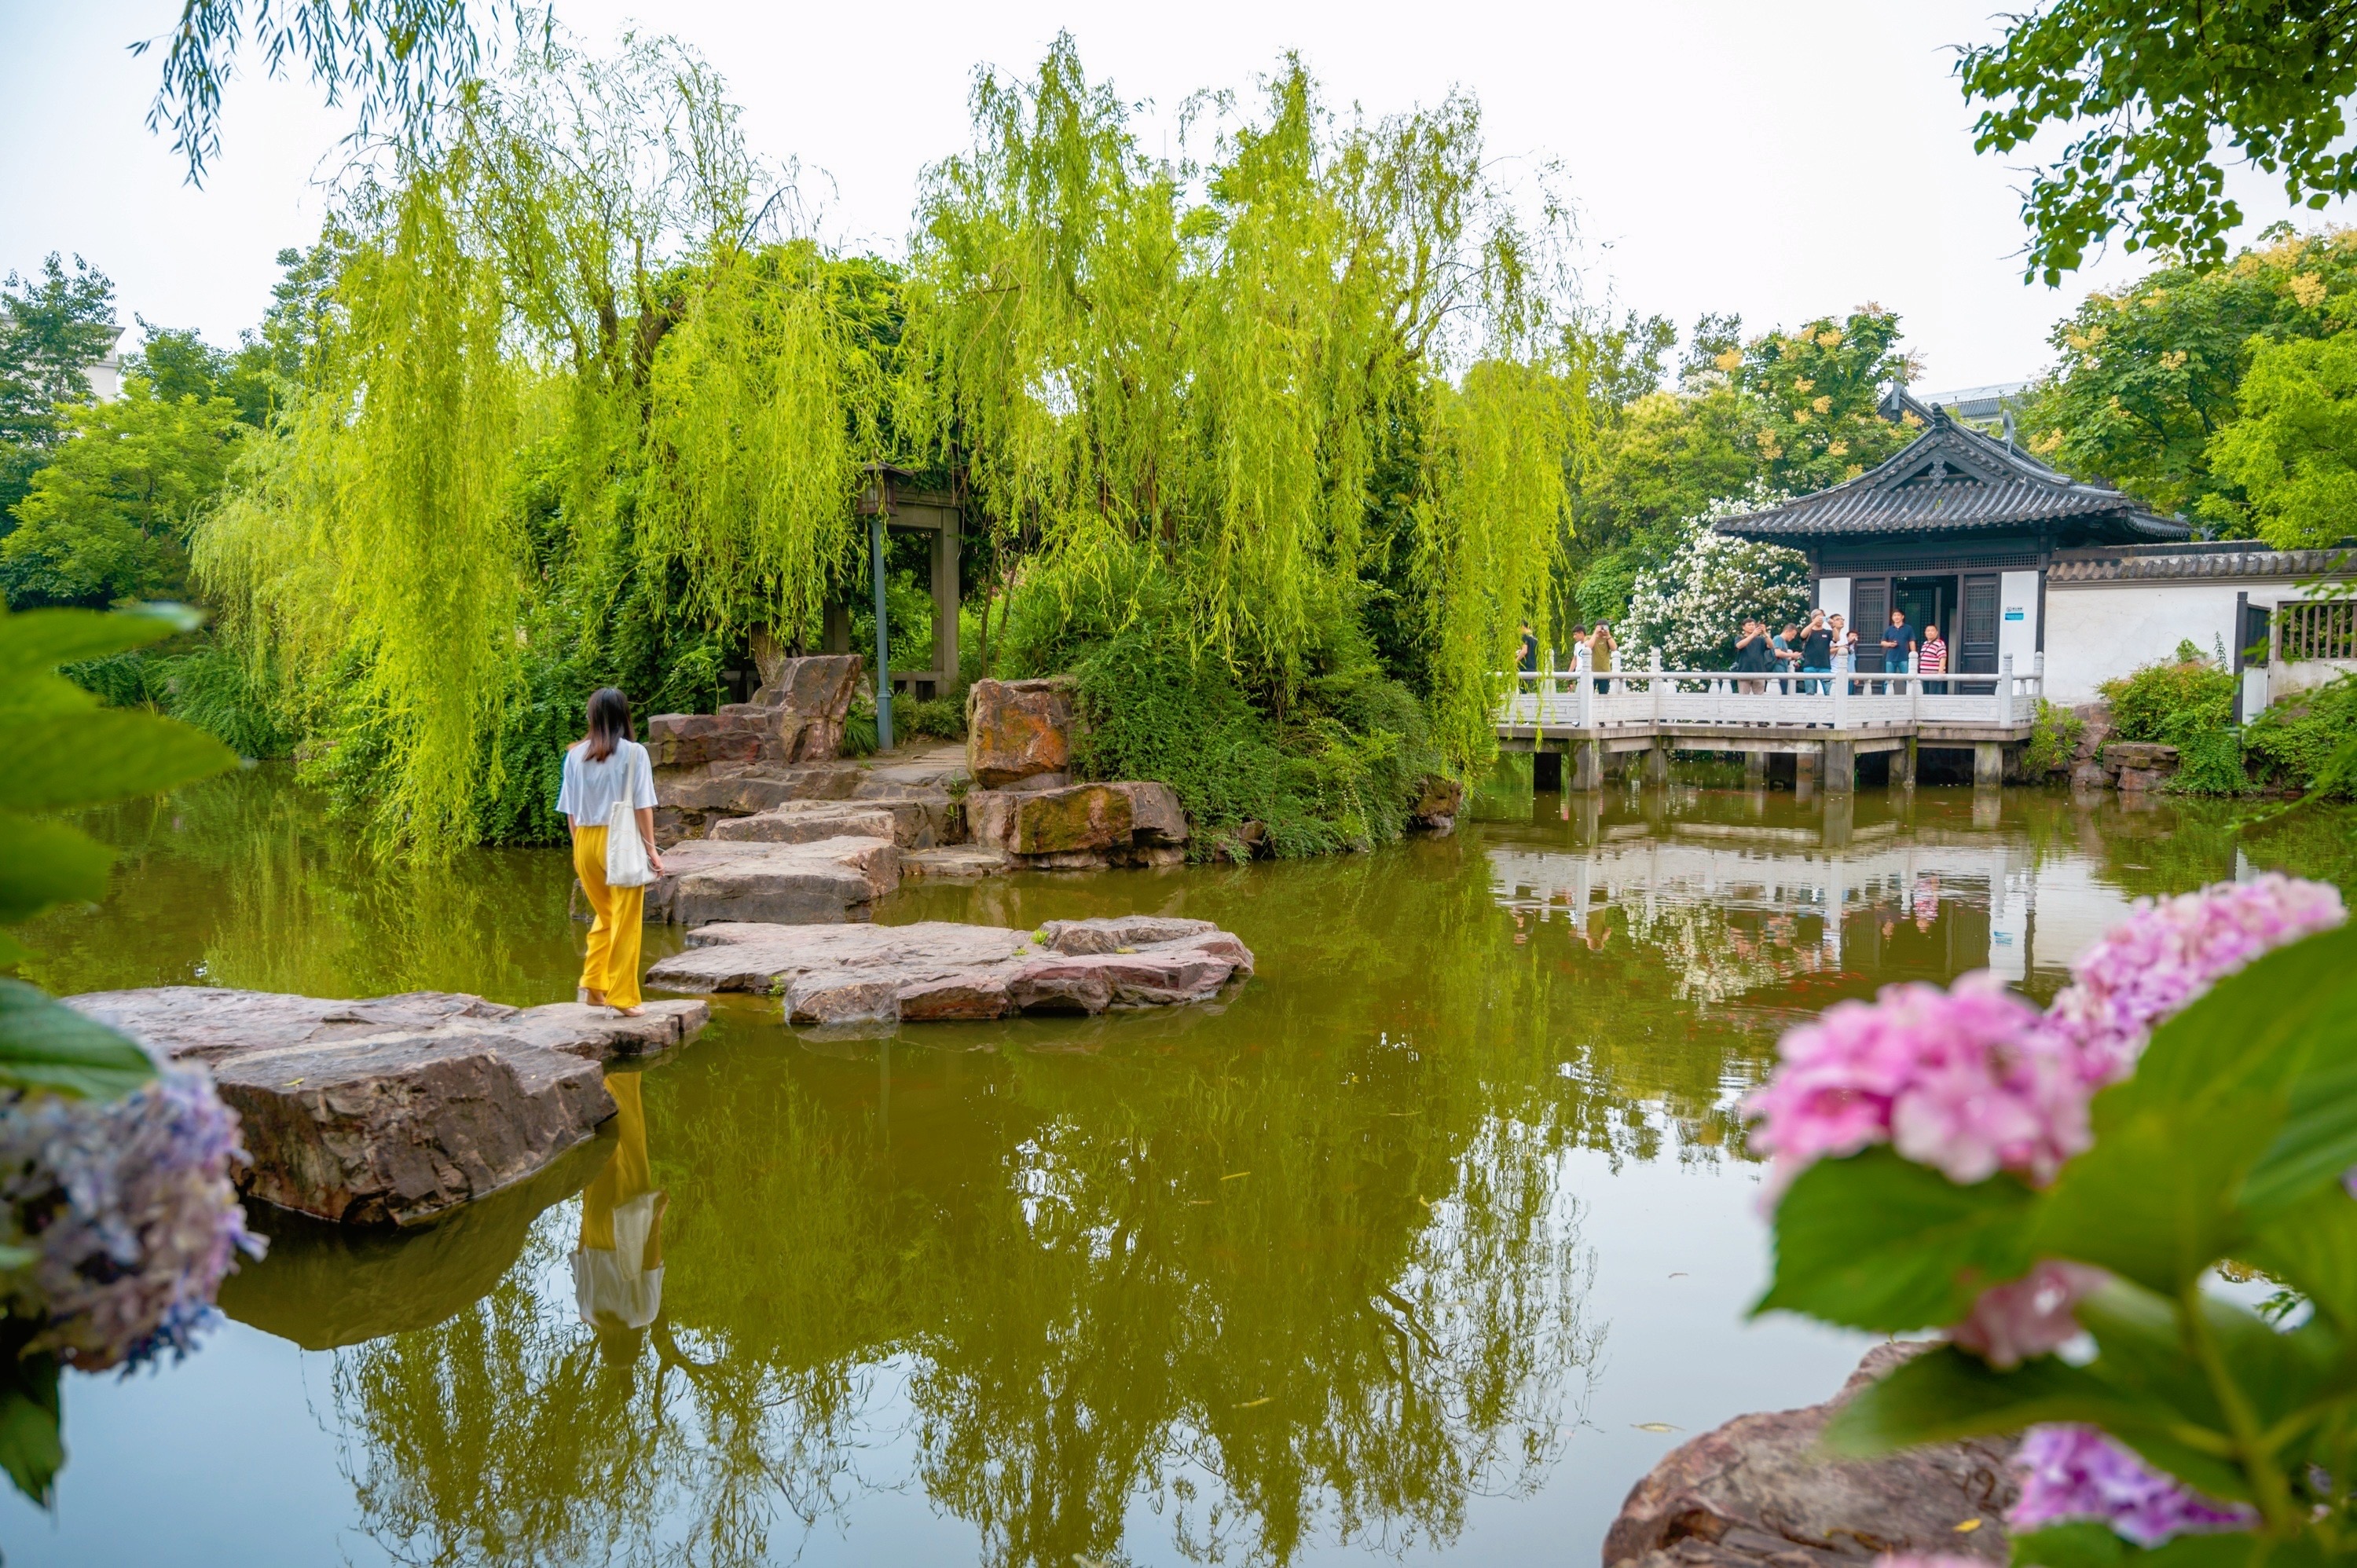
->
xmin=5 ymin=764 xmax=2354 ymax=1568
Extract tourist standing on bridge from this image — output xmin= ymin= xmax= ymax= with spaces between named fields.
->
xmin=1919 ymin=623 xmax=1948 ymax=694
xmin=1519 ymin=621 xmax=1538 ymax=675
xmin=559 ymin=687 xmax=666 ymax=1018
xmin=1732 ymin=618 xmax=1774 ymax=694
xmin=1800 ymin=612 xmax=1831 ymax=694
xmin=1589 ymin=622 xmax=1615 ymax=694
xmin=1879 ymin=607 xmax=1917 ymax=693
xmin=1829 ymin=614 xmax=1856 ymax=692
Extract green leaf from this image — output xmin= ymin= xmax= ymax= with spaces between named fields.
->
xmin=0 ymin=1353 xmax=62 ymax=1509
xmin=2238 ymin=1187 xmax=2357 ymax=1335
xmin=2012 ymin=1521 xmax=2128 ymax=1568
xmin=1822 ymin=1344 xmax=2141 ymax=1456
xmin=2036 ymin=925 xmax=2357 ymax=1294
xmin=0 ymin=981 xmax=159 ymax=1100
xmin=0 ymin=811 xmax=115 ymax=925
xmin=2 ymin=710 xmax=236 ymax=812
xmin=0 ymin=603 xmax=196 ymax=677
xmin=1756 ymin=1145 xmax=2036 ymax=1332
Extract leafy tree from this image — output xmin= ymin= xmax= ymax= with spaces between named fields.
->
xmin=2 ymin=377 xmax=246 ymax=609
xmin=1729 ymin=306 xmax=1916 ymax=495
xmin=2205 ymin=329 xmax=2357 ymax=547
xmin=0 ymin=255 xmax=119 ymax=522
xmin=127 ymin=318 xmax=275 ymax=430
xmin=1958 ymin=0 xmax=2357 ymax=283
xmin=2019 ymin=227 xmax=2357 ymax=518
xmin=137 ymin=0 xmax=549 ymax=182
xmin=1621 ymin=506 xmax=1810 ymax=669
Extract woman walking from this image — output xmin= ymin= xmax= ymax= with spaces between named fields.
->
xmin=558 ymin=687 xmax=665 ymax=1017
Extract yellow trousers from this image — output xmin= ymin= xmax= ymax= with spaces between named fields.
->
xmin=572 ymin=825 xmax=645 ymax=1009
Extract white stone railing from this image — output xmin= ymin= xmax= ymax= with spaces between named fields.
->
xmin=1496 ymin=653 xmax=2044 ymax=731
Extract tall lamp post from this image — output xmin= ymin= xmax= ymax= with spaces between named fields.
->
xmin=869 ymin=509 xmax=893 ymax=751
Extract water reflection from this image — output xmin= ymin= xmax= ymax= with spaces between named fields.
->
xmin=15 ymin=764 xmax=2357 ymax=1566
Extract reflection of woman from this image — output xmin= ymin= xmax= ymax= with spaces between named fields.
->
xmin=574 ymin=1073 xmax=667 ymax=1332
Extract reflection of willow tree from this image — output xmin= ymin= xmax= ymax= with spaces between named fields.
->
xmin=17 ymin=767 xmax=600 ymax=1003
xmin=310 ymin=830 xmax=1813 ymax=1567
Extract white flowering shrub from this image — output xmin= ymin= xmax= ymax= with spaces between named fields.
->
xmin=1621 ymin=499 xmax=1810 ymax=670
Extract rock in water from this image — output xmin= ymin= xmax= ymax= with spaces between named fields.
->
xmin=1603 ymin=1343 xmax=2018 ymax=1568
xmin=66 ymin=987 xmax=709 ymax=1227
xmin=646 ymin=836 xmax=900 ymax=925
xmin=1409 ymin=775 xmax=1464 ymax=834
xmin=644 ymin=915 xmax=1254 ymax=1025
xmin=965 ymin=676 xmax=1075 ymax=786
xmin=965 ymin=782 xmax=1189 ymax=869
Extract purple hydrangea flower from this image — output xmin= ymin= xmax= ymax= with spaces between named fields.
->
xmin=1948 ymin=1260 xmax=2109 ymax=1368
xmin=0 ymin=1061 xmax=267 ymax=1372
xmin=2010 ymin=1425 xmax=2253 ymax=1546
xmin=1745 ymin=972 xmax=2089 ymax=1193
xmin=2047 ymin=875 xmax=2345 ymax=1087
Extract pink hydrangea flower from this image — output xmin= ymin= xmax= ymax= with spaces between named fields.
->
xmin=2047 ymin=875 xmax=2345 ymax=1086
xmin=1949 ymin=1261 xmax=2109 ymax=1368
xmin=2010 ymin=1425 xmax=2253 ymax=1546
xmin=1746 ymin=973 xmax=2088 ymax=1193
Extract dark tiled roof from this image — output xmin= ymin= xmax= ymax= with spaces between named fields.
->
xmin=1714 ymin=409 xmax=2190 ymax=544
xmin=2048 ymin=541 xmax=2356 ymax=583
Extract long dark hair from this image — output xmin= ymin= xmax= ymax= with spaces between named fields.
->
xmin=583 ymin=687 xmax=632 ymax=763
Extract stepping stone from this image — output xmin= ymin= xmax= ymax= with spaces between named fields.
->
xmin=66 ymin=987 xmax=709 ymax=1227
xmin=647 ymin=836 xmax=900 ymax=926
xmin=904 ymin=845 xmax=1010 ymax=879
xmin=644 ymin=915 xmax=1254 ymax=1025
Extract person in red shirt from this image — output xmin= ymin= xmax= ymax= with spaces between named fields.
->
xmin=1919 ymin=623 xmax=1948 ymax=694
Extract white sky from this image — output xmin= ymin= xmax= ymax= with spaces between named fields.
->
xmin=4 ymin=0 xmax=2348 ymax=393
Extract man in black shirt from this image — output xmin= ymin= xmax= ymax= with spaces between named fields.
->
xmin=1732 ymin=617 xmax=1773 ymax=694
xmin=1800 ymin=613 xmax=1832 ymax=694
xmin=1518 ymin=621 xmax=1538 ymax=674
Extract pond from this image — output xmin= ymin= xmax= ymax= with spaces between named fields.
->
xmin=5 ymin=765 xmax=2353 ymax=1567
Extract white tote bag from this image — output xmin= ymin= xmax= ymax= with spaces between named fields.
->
xmin=603 ymin=758 xmax=656 ymax=888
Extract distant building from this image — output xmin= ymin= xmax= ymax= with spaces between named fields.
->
xmin=1917 ymin=380 xmax=2033 ymax=443
xmin=86 ymin=326 xmax=125 ymax=401
xmin=1714 ymin=389 xmax=2355 ymax=719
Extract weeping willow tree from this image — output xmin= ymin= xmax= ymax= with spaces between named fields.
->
xmin=903 ymin=37 xmax=1586 ymax=765
xmin=196 ymin=37 xmax=886 ymax=847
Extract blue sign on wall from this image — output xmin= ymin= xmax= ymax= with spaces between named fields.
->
xmin=2003 ymin=607 xmax=2026 ymax=621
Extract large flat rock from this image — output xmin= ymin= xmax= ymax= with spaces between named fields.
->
xmin=708 ymin=796 xmax=952 ymax=848
xmin=1604 ymin=1343 xmax=2017 ymax=1568
xmin=67 ymin=987 xmax=709 ymax=1227
xmin=646 ymin=836 xmax=900 ymax=926
xmin=645 ymin=914 xmax=1254 ymax=1025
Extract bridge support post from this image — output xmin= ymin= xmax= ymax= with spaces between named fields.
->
xmin=1743 ymin=750 xmax=1766 ymax=787
xmin=1794 ymin=746 xmax=1818 ymax=797
xmin=1643 ymin=743 xmax=1669 ymax=788
xmin=1532 ymin=747 xmax=1563 ymax=792
xmin=1974 ymin=742 xmax=2004 ymax=789
xmin=1824 ymin=740 xmax=1855 ymax=795
xmin=1571 ymin=738 xmax=1604 ymax=793
xmin=1897 ymin=737 xmax=1918 ymax=788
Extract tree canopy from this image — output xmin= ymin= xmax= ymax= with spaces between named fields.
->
xmin=1959 ymin=0 xmax=2357 ymax=284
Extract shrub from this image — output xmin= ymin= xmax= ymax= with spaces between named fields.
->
xmin=898 ymin=694 xmax=966 ymax=741
xmin=2244 ymin=672 xmax=2357 ymax=796
xmin=2019 ymin=698 xmax=2085 ymax=777
xmin=2099 ymin=639 xmax=2247 ymax=794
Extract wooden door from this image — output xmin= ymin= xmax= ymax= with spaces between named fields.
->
xmin=1850 ymin=578 xmax=1889 ymax=669
xmin=1959 ymin=574 xmax=1999 ymax=673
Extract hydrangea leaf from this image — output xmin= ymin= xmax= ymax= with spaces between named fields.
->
xmin=2238 ymin=1187 xmax=2357 ymax=1337
xmin=0 ymin=981 xmax=159 ymax=1101
xmin=0 ymin=1352 xmax=61 ymax=1509
xmin=0 ymin=603 xmax=196 ymax=680
xmin=1755 ymin=1145 xmax=2036 ymax=1332
xmin=1820 ymin=1343 xmax=2139 ymax=1456
xmin=2 ymin=710 xmax=236 ymax=813
xmin=0 ymin=811 xmax=115 ymax=925
xmin=2009 ymin=1519 xmax=2128 ymax=1568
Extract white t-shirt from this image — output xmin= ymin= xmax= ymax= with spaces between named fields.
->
xmin=555 ymin=739 xmax=656 ymax=825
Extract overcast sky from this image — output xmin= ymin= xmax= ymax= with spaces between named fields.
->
xmin=5 ymin=0 xmax=2348 ymax=394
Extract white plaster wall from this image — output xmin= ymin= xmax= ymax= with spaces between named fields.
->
xmin=2267 ymin=658 xmax=2357 ymax=704
xmin=1816 ymin=576 xmax=1851 ymax=625
xmin=1999 ymin=569 xmax=2038 ymax=675
xmin=2043 ymin=583 xmax=2245 ymax=704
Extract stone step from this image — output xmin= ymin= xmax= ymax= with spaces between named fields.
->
xmin=707 ymin=795 xmax=955 ymax=849
xmin=645 ymin=914 xmax=1254 ymax=1025
xmin=647 ymin=836 xmax=900 ymax=925
xmin=65 ymin=987 xmax=709 ymax=1227
xmin=904 ymin=845 xmax=1010 ymax=879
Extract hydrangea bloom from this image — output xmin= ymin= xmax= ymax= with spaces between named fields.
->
xmin=1745 ymin=972 xmax=2088 ymax=1192
xmin=0 ymin=1061 xmax=266 ymax=1372
xmin=1948 ymin=1261 xmax=2108 ymax=1368
xmin=2010 ymin=1425 xmax=2253 ymax=1546
xmin=2047 ymin=875 xmax=2345 ymax=1086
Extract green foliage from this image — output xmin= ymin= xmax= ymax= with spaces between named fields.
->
xmin=0 ymin=254 xmax=118 ymax=523
xmin=904 ymin=37 xmax=1578 ymax=771
xmin=898 ymin=695 xmax=965 ymax=741
xmin=1769 ymin=924 xmax=2357 ymax=1552
xmin=1957 ymin=4 xmax=2357 ymax=284
xmin=2245 ymin=673 xmax=2357 ymax=797
xmin=2023 ymin=698 xmax=2088 ymax=777
xmin=2020 ymin=228 xmax=2357 ymax=519
xmin=1069 ymin=619 xmax=1437 ymax=859
xmin=2102 ymin=642 xmax=2248 ymax=794
xmin=1721 ymin=306 xmax=1918 ymax=494
xmin=2 ymin=375 xmax=246 ymax=608
xmin=2206 ymin=329 xmax=2357 ymax=548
